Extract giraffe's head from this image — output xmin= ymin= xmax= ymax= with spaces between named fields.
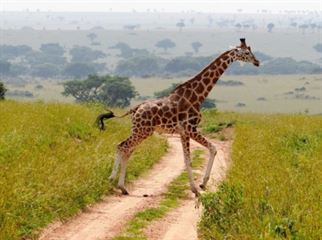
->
xmin=233 ymin=38 xmax=260 ymax=67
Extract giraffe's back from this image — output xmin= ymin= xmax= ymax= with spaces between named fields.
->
xmin=131 ymin=97 xmax=200 ymax=134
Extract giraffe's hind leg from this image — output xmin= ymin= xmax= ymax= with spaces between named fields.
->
xmin=109 ymin=152 xmax=121 ymax=181
xmin=116 ymin=129 xmax=153 ymax=195
xmin=190 ymin=131 xmax=217 ymax=189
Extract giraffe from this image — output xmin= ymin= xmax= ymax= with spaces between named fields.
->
xmin=97 ymin=38 xmax=260 ymax=196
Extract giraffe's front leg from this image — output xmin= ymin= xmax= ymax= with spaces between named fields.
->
xmin=190 ymin=131 xmax=217 ymax=190
xmin=180 ymin=134 xmax=199 ymax=197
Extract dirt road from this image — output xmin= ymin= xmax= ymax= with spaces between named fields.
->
xmin=39 ymin=136 xmax=231 ymax=240
xmin=145 ymin=140 xmax=231 ymax=240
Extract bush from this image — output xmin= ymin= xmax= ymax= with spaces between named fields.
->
xmin=0 ymin=81 xmax=7 ymax=100
xmin=199 ymin=183 xmax=244 ymax=239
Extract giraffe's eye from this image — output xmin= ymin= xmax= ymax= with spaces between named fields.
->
xmin=245 ymin=52 xmax=250 ymax=55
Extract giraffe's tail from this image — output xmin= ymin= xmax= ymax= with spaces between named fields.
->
xmin=96 ymin=110 xmax=116 ymax=131
xmin=96 ymin=106 xmax=139 ymax=131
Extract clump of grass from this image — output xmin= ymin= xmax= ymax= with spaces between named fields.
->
xmin=199 ymin=112 xmax=322 ymax=239
xmin=199 ymin=183 xmax=244 ymax=238
xmin=203 ymin=121 xmax=235 ymax=134
xmin=0 ymin=101 xmax=167 ymax=240
xmin=114 ymin=150 xmax=205 ymax=240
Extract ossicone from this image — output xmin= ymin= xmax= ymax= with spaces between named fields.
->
xmin=239 ymin=38 xmax=247 ymax=48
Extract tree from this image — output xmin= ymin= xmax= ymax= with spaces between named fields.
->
xmin=267 ymin=23 xmax=275 ymax=33
xmin=40 ymin=43 xmax=64 ymax=56
xmin=0 ymin=81 xmax=6 ymax=100
xmin=109 ymin=42 xmax=149 ymax=58
xmin=69 ymin=46 xmax=106 ymax=63
xmin=313 ymin=43 xmax=322 ymax=53
xmin=176 ymin=21 xmax=185 ymax=32
xmin=62 ymin=74 xmax=137 ymax=107
xmin=191 ymin=41 xmax=203 ymax=54
xmin=87 ymin=33 xmax=97 ymax=43
xmin=63 ymin=63 xmax=96 ymax=78
xmin=154 ymin=83 xmax=216 ymax=109
xmin=235 ymin=23 xmax=242 ymax=31
xmin=155 ymin=39 xmax=176 ymax=53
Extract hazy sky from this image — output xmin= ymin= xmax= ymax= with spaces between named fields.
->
xmin=1 ymin=0 xmax=321 ymax=13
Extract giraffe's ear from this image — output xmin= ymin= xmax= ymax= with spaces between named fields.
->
xmin=240 ymin=38 xmax=247 ymax=48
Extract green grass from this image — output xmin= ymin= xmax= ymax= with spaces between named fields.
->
xmin=0 ymin=100 xmax=167 ymax=240
xmin=199 ymin=111 xmax=322 ymax=239
xmin=113 ymin=150 xmax=205 ymax=240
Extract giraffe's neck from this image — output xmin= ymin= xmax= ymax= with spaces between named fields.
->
xmin=171 ymin=49 xmax=236 ymax=107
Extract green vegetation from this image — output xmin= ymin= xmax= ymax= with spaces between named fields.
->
xmin=62 ymin=74 xmax=137 ymax=107
xmin=0 ymin=81 xmax=6 ymax=100
xmin=199 ymin=111 xmax=322 ymax=239
xmin=155 ymin=38 xmax=176 ymax=53
xmin=0 ymin=101 xmax=167 ymax=240
xmin=114 ymin=150 xmax=205 ymax=240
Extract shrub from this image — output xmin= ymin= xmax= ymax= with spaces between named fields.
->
xmin=199 ymin=183 xmax=244 ymax=239
xmin=0 ymin=81 xmax=7 ymax=100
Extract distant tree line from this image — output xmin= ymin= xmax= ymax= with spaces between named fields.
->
xmin=114 ymin=53 xmax=321 ymax=77
xmin=0 ymin=43 xmax=106 ymax=79
xmin=1 ymin=40 xmax=321 ymax=80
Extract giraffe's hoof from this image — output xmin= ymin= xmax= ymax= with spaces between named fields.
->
xmin=194 ymin=191 xmax=201 ymax=198
xmin=118 ymin=186 xmax=129 ymax=195
xmin=108 ymin=175 xmax=116 ymax=181
xmin=199 ymin=184 xmax=206 ymax=190
xmin=122 ymin=190 xmax=129 ymax=195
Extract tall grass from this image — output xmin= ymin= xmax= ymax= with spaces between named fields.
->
xmin=0 ymin=101 xmax=167 ymax=240
xmin=199 ymin=111 xmax=322 ymax=239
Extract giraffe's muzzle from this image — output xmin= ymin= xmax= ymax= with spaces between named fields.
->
xmin=253 ymin=59 xmax=260 ymax=67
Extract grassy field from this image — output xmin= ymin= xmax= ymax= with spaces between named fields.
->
xmin=7 ymin=74 xmax=322 ymax=114
xmin=198 ymin=110 xmax=322 ymax=239
xmin=0 ymin=101 xmax=167 ymax=240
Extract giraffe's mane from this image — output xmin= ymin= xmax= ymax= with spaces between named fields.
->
xmin=169 ymin=48 xmax=235 ymax=95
